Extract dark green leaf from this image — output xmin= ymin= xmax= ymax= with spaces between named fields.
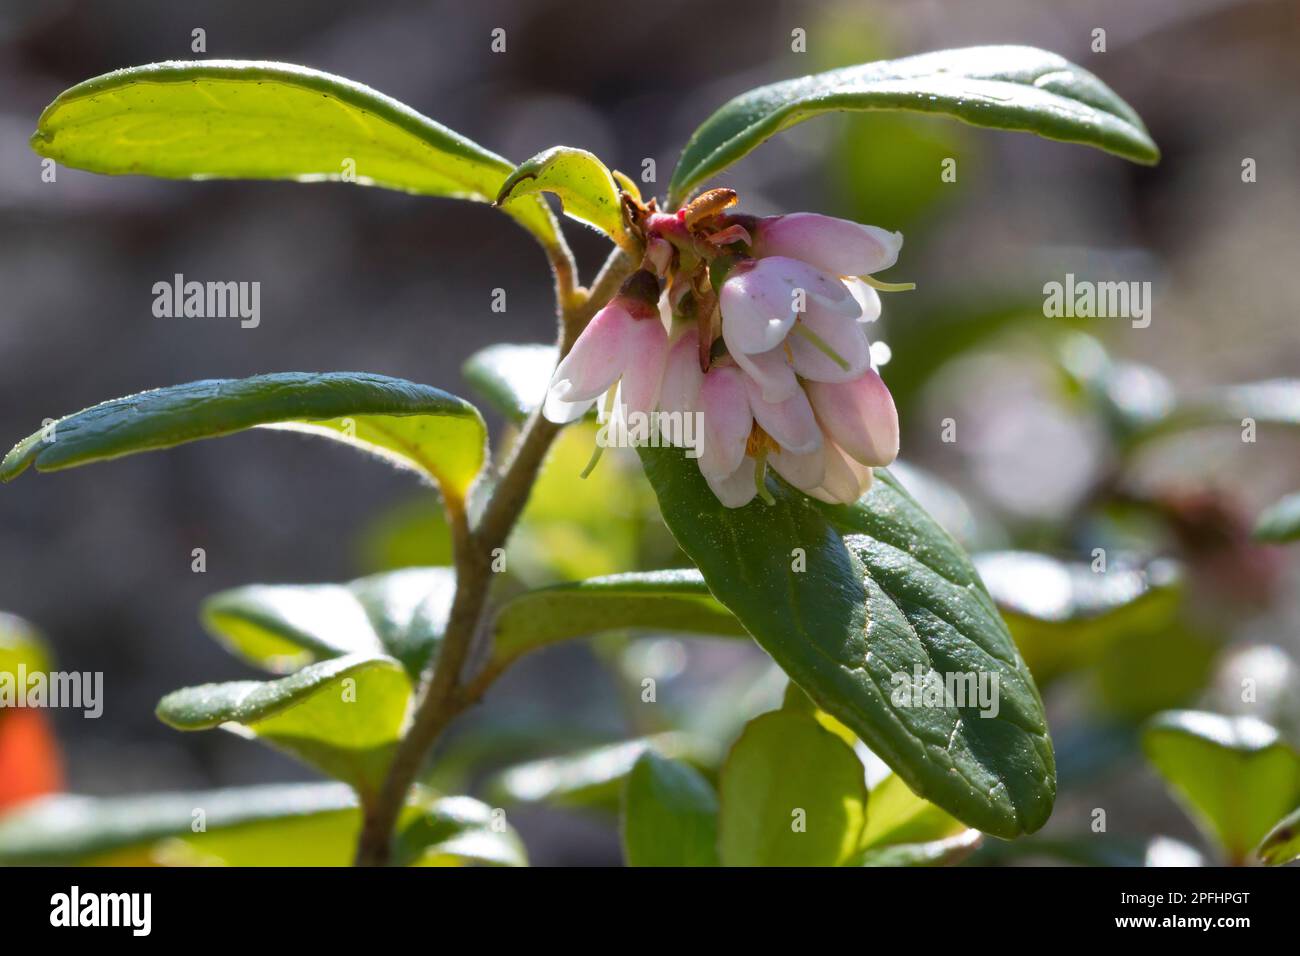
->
xmin=497 ymin=147 xmax=630 ymax=247
xmin=31 ymin=60 xmax=564 ymax=251
xmin=622 ymin=752 xmax=719 ymax=867
xmin=1254 ymin=492 xmax=1300 ymax=544
xmin=201 ymin=566 xmax=454 ymax=678
xmin=1 ymin=372 xmax=485 ymax=499
xmin=718 ymin=711 xmax=867 ymax=866
xmin=156 ymin=654 xmax=411 ymax=801
xmin=640 ymin=447 xmax=1054 ymax=838
xmin=669 ymin=45 xmax=1159 ymax=204
xmin=490 ymin=569 xmax=745 ymax=672
xmin=1143 ymin=710 xmax=1300 ymax=864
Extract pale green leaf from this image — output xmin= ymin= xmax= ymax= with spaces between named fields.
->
xmin=621 ymin=752 xmax=719 ymax=867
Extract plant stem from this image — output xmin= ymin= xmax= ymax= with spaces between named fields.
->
xmin=352 ymin=245 xmax=634 ymax=866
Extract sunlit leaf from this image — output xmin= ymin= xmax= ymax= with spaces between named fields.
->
xmin=669 ymin=45 xmax=1159 ymax=204
xmin=622 ymin=752 xmax=719 ymax=867
xmin=31 ymin=60 xmax=565 ymax=252
xmin=1257 ymin=805 xmax=1300 ymax=866
xmin=497 ymin=146 xmax=630 ymax=247
xmin=855 ymin=828 xmax=982 ymax=866
xmin=1254 ymin=492 xmax=1300 ymax=544
xmin=201 ymin=567 xmax=454 ymax=678
xmin=1 ymin=372 xmax=486 ymax=501
xmin=156 ymin=654 xmax=411 ymax=801
xmin=718 ymin=711 xmax=867 ymax=866
xmin=1143 ymin=710 xmax=1300 ymax=864
xmin=463 ymin=343 xmax=558 ymax=423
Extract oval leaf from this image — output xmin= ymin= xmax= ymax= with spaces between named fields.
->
xmin=497 ymin=147 xmax=629 ymax=247
xmin=1 ymin=372 xmax=485 ymax=500
xmin=31 ymin=60 xmax=564 ymax=251
xmin=463 ymin=343 xmax=558 ymax=423
xmin=718 ymin=711 xmax=867 ymax=866
xmin=202 ymin=567 xmax=455 ymax=678
xmin=156 ymin=654 xmax=411 ymax=801
xmin=491 ymin=569 xmax=746 ymax=671
xmin=669 ymin=45 xmax=1158 ymax=204
xmin=1143 ymin=710 xmax=1300 ymax=864
xmin=621 ymin=752 xmax=719 ymax=867
xmin=641 ymin=447 xmax=1055 ymax=838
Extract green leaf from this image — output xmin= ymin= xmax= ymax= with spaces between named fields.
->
xmin=1 ymin=372 xmax=485 ymax=500
xmin=486 ymin=733 xmax=718 ymax=809
xmin=718 ymin=711 xmax=867 ymax=866
xmin=622 ymin=752 xmax=719 ymax=867
xmin=1254 ymin=492 xmax=1300 ymax=544
xmin=1143 ymin=710 xmax=1300 ymax=863
xmin=497 ymin=147 xmax=629 ymax=247
xmin=973 ymin=551 xmax=1183 ymax=684
xmin=0 ymin=783 xmax=522 ymax=866
xmin=669 ymin=45 xmax=1159 ymax=204
xmin=641 ymin=447 xmax=1055 ymax=838
xmin=31 ymin=60 xmax=565 ymax=252
xmin=201 ymin=566 xmax=454 ymax=678
xmin=156 ymin=654 xmax=411 ymax=801
xmin=1257 ymin=805 xmax=1300 ymax=866
xmin=490 ymin=570 xmax=746 ymax=672
xmin=463 ymin=343 xmax=558 ymax=423
xmin=858 ymin=773 xmax=966 ymax=850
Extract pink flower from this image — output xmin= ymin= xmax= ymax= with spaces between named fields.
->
xmin=543 ymin=274 xmax=667 ymax=424
xmin=719 ymin=256 xmax=858 ymax=356
xmin=753 ymin=212 xmax=903 ymax=277
xmin=805 ymin=370 xmax=900 ymax=468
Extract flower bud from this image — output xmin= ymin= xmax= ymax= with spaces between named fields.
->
xmin=753 ymin=212 xmax=902 ymax=277
xmin=806 ymin=370 xmax=900 ymax=467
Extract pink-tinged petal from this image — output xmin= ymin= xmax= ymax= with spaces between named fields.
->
xmin=720 ymin=256 xmax=855 ymax=356
xmin=705 ymin=456 xmax=759 ymax=509
xmin=659 ymin=329 xmax=704 ymax=416
xmin=789 ymin=300 xmax=873 ymax=384
xmin=844 ymin=278 xmax=882 ymax=324
xmin=754 ymin=212 xmax=903 ymax=277
xmin=542 ymin=391 xmax=597 ymax=424
xmin=617 ymin=316 xmax=670 ymax=417
xmin=769 ymin=444 xmax=825 ymax=491
xmin=547 ymin=302 xmax=635 ymax=406
xmin=743 ymin=377 xmax=822 ymax=456
xmin=697 ymin=366 xmax=752 ymax=481
xmin=809 ymin=442 xmax=874 ymax=504
xmin=732 ymin=345 xmax=799 ymax=403
xmin=806 ymin=370 xmax=900 ymax=467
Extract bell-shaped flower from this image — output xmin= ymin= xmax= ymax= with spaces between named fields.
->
xmin=753 ymin=212 xmax=903 ymax=278
xmin=719 ymin=256 xmax=858 ymax=357
xmin=805 ymin=369 xmax=899 ymax=467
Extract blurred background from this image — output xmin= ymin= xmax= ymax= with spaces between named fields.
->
xmin=1 ymin=0 xmax=1299 ymax=864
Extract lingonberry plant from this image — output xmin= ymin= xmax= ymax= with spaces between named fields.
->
xmin=22 ymin=43 xmax=1285 ymax=868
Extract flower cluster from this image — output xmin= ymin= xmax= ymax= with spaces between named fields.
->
xmin=544 ymin=190 xmax=906 ymax=508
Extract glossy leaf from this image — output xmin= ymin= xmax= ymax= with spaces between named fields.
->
xmin=497 ymin=147 xmax=629 ymax=247
xmin=1257 ymin=805 xmax=1300 ymax=866
xmin=156 ymin=654 xmax=411 ymax=801
xmin=486 ymin=733 xmax=718 ymax=809
xmin=622 ymin=752 xmax=719 ymax=867
xmin=1 ymin=372 xmax=485 ymax=500
xmin=0 ymin=783 xmax=522 ymax=866
xmin=858 ymin=772 xmax=967 ymax=850
xmin=1254 ymin=492 xmax=1300 ymax=544
xmin=31 ymin=60 xmax=564 ymax=251
xmin=1143 ymin=710 xmax=1300 ymax=863
xmin=669 ymin=45 xmax=1159 ymax=204
xmin=201 ymin=567 xmax=454 ymax=678
xmin=718 ymin=711 xmax=867 ymax=866
xmin=490 ymin=570 xmax=745 ymax=671
xmin=463 ymin=343 xmax=558 ymax=423
xmin=641 ymin=447 xmax=1055 ymax=838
